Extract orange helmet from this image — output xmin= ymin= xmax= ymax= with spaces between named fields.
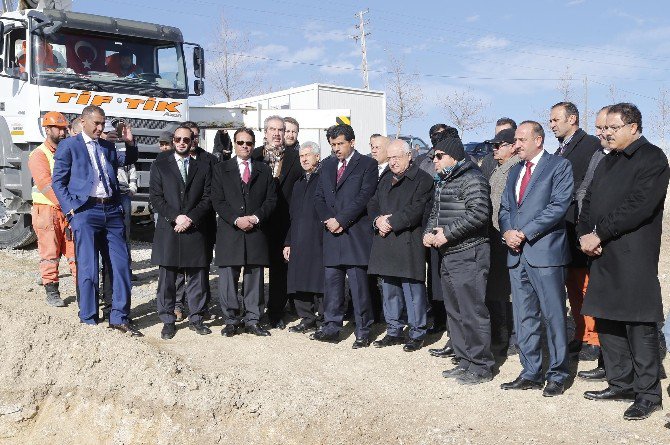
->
xmin=42 ymin=111 xmax=69 ymax=128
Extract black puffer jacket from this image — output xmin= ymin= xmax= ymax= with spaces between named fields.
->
xmin=424 ymin=159 xmax=490 ymax=254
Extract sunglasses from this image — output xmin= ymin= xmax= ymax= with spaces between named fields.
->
xmin=173 ymin=137 xmax=191 ymax=144
xmin=433 ymin=152 xmax=446 ymax=160
xmin=236 ymin=140 xmax=254 ymax=147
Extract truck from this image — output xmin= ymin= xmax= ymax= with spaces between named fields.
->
xmin=0 ymin=1 xmax=204 ymax=248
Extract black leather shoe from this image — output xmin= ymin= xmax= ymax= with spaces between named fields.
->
xmin=373 ymin=334 xmax=404 ymax=348
xmin=500 ymin=376 xmax=543 ymax=390
xmin=403 ymin=338 xmax=424 ymax=352
xmin=568 ymin=339 xmax=583 ymax=354
xmin=457 ymin=370 xmax=493 ymax=385
xmin=579 ymin=344 xmax=601 ymax=361
xmin=270 ymin=318 xmax=286 ymax=330
xmin=221 ymin=324 xmax=237 ymax=337
xmin=245 ymin=324 xmax=271 ymax=336
xmin=288 ymin=319 xmax=316 ymax=333
xmin=309 ymin=330 xmax=339 ymax=343
xmin=161 ymin=323 xmax=176 ymax=340
xmin=108 ymin=323 xmax=143 ymax=337
xmin=584 ymin=387 xmax=636 ymax=402
xmin=442 ymin=366 xmax=467 ymax=379
xmin=623 ymin=399 xmax=662 ymax=420
xmin=429 ymin=344 xmax=455 ymax=358
xmin=577 ymin=366 xmax=606 ymax=381
xmin=189 ymin=322 xmax=212 ymax=335
xmin=352 ymin=337 xmax=371 ymax=349
xmin=542 ymin=380 xmax=565 ymax=397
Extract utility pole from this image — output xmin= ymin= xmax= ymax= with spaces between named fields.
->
xmin=353 ymin=9 xmax=370 ymax=90
xmin=583 ymin=75 xmax=589 ymax=133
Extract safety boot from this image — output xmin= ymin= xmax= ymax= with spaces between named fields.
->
xmin=44 ymin=282 xmax=66 ymax=307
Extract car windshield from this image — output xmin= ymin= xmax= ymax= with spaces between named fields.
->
xmin=31 ymin=29 xmax=187 ymax=95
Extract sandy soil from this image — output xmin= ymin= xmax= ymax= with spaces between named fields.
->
xmin=1 ymin=223 xmax=670 ymax=444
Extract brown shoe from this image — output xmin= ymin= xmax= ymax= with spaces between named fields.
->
xmin=174 ymin=309 xmax=184 ymax=322
xmin=108 ymin=323 xmax=143 ymax=337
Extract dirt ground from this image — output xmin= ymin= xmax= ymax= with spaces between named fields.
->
xmin=1 ymin=222 xmax=670 ymax=444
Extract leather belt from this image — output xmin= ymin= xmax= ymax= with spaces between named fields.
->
xmin=88 ymin=196 xmax=115 ymax=204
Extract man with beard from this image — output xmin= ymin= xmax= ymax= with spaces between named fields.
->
xmin=283 ymin=117 xmax=300 ymax=152
xmin=28 ymin=111 xmax=76 ymax=307
xmin=251 ymin=115 xmax=302 ymax=329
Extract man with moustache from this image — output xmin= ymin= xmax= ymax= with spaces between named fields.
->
xmin=549 ymin=102 xmax=601 ymax=360
xmin=150 ymin=125 xmax=213 ymax=339
xmin=283 ymin=117 xmax=301 ymax=152
xmin=480 ymin=117 xmax=517 ymax=180
xmin=579 ymin=103 xmax=669 ymax=420
xmin=252 ymin=115 xmax=302 ymax=329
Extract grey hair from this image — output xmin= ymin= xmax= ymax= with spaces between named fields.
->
xmin=390 ymin=138 xmax=412 ymax=155
xmin=300 ymin=140 xmax=320 ymax=155
xmin=264 ymin=115 xmax=285 ymax=131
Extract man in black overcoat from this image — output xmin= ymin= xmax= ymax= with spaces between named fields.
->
xmin=368 ymin=139 xmax=434 ymax=352
xmin=149 ymin=125 xmax=213 ymax=339
xmin=283 ymin=141 xmax=324 ymax=333
xmin=212 ymin=128 xmax=277 ymax=337
xmin=579 ymin=103 xmax=669 ymax=421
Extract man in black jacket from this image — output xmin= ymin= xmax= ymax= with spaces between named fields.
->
xmin=423 ymin=138 xmax=494 ymax=385
xmin=368 ymin=139 xmax=434 ymax=352
xmin=212 ymin=128 xmax=278 ymax=337
xmin=251 ymin=115 xmax=303 ymax=329
xmin=549 ymin=102 xmax=601 ymax=360
xmin=579 ymin=103 xmax=669 ymax=421
xmin=149 ymin=125 xmax=213 ymax=339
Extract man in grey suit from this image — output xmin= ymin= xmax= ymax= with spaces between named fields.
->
xmin=499 ymin=120 xmax=574 ymax=397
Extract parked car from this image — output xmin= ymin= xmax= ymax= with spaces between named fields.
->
xmin=464 ymin=141 xmax=493 ymax=164
xmin=399 ymin=135 xmax=430 ymax=159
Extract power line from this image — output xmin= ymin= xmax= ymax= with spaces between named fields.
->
xmin=353 ymin=9 xmax=371 ymax=90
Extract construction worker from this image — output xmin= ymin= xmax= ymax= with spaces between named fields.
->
xmin=28 ymin=111 xmax=76 ymax=307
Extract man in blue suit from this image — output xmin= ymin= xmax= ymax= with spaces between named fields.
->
xmin=312 ymin=124 xmax=378 ymax=348
xmin=499 ymin=120 xmax=574 ymax=396
xmin=52 ymin=105 xmax=141 ymax=336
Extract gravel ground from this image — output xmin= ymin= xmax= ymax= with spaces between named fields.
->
xmin=0 ymin=228 xmax=669 ymax=444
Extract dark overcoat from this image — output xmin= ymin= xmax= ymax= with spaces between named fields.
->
xmin=285 ymin=171 xmax=324 ymax=294
xmin=578 ymin=136 xmax=669 ymax=322
xmin=314 ymin=150 xmax=378 ymax=267
xmin=149 ymin=154 xmax=213 ymax=267
xmin=211 ymin=158 xmax=277 ymax=267
xmin=367 ymin=162 xmax=434 ymax=281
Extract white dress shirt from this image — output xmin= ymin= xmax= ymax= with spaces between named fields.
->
xmin=337 ymin=150 xmax=355 ymax=171
xmin=174 ymin=152 xmax=189 ymax=178
xmin=515 ymin=149 xmax=544 ymax=202
xmin=82 ymin=131 xmax=111 ymax=198
xmin=378 ymin=162 xmax=388 ymax=178
xmin=235 ymin=156 xmax=252 ymax=177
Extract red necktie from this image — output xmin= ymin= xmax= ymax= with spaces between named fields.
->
xmin=242 ymin=160 xmax=250 ymax=184
xmin=336 ymin=159 xmax=347 ymax=183
xmin=518 ymin=161 xmax=533 ymax=204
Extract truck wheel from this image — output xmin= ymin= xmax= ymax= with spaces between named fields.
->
xmin=0 ymin=202 xmax=36 ymax=249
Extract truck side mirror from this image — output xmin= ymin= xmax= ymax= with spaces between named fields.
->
xmin=193 ymin=46 xmax=204 ymax=79
xmin=193 ymin=79 xmax=204 ymax=96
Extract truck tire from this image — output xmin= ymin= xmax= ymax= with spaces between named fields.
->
xmin=0 ymin=203 xmax=36 ymax=249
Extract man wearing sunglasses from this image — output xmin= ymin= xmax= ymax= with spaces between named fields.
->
xmin=213 ymin=128 xmax=277 ymax=337
xmin=150 ymin=126 xmax=213 ymax=340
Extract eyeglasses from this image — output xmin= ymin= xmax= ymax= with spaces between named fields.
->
xmin=173 ymin=137 xmax=191 ymax=144
xmin=236 ymin=140 xmax=254 ymax=147
xmin=606 ymin=123 xmax=630 ymax=132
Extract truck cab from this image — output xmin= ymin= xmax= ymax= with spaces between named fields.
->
xmin=0 ymin=7 xmax=204 ymax=248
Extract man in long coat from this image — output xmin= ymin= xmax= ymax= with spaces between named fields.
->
xmin=579 ymin=103 xmax=669 ymax=421
xmin=284 ymin=141 xmax=324 ymax=333
xmin=212 ymin=128 xmax=277 ymax=337
xmin=150 ymin=125 xmax=213 ymax=339
xmin=368 ymin=139 xmax=434 ymax=352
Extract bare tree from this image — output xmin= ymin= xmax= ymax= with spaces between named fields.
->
xmin=556 ymin=66 xmax=574 ymax=102
xmin=649 ymin=87 xmax=670 ymax=154
xmin=207 ymin=14 xmax=268 ymax=103
xmin=385 ymin=54 xmax=423 ymax=137
xmin=440 ymin=87 xmax=489 ymax=139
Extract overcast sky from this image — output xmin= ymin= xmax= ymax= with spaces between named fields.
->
xmin=74 ymin=0 xmax=670 ymax=151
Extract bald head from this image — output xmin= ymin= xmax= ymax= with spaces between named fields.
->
xmin=370 ymin=135 xmax=391 ymax=165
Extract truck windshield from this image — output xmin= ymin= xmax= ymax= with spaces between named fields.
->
xmin=31 ymin=29 xmax=187 ymax=96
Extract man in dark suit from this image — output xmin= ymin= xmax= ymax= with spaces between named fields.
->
xmin=499 ymin=120 xmax=574 ymax=397
xmin=312 ymin=124 xmax=378 ymax=348
xmin=284 ymin=141 xmax=324 ymax=333
xmin=549 ymin=102 xmax=601 ymax=360
xmin=251 ymin=115 xmax=302 ymax=329
xmin=150 ymin=125 xmax=213 ymax=339
xmin=368 ymin=139 xmax=434 ymax=352
xmin=579 ymin=103 xmax=669 ymax=420
xmin=52 ymin=105 xmax=141 ymax=335
xmin=212 ymin=127 xmax=277 ymax=337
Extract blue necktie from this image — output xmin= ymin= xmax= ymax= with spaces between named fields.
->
xmin=93 ymin=141 xmax=111 ymax=196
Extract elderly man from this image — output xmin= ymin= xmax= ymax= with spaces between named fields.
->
xmin=252 ymin=115 xmax=302 ymax=329
xmin=423 ymin=138 xmax=494 ymax=384
xmin=480 ymin=118 xmax=517 ymax=180
xmin=579 ymin=103 xmax=669 ymax=420
xmin=368 ymin=139 xmax=434 ymax=351
xmin=370 ymin=134 xmax=391 ymax=180
xmin=284 ymin=141 xmax=324 ymax=332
